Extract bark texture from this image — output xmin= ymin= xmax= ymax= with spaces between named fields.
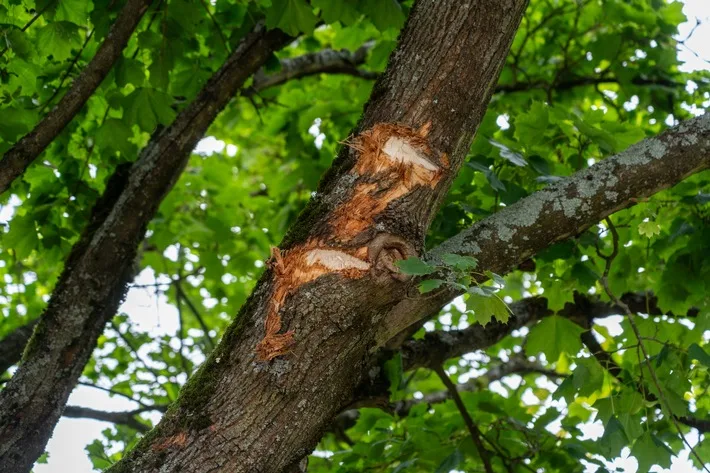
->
xmin=0 ymin=0 xmax=152 ymax=195
xmin=108 ymin=1 xmax=528 ymax=471
xmin=0 ymin=25 xmax=290 ymax=473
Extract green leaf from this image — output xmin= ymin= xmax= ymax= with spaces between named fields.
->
xmin=4 ymin=28 xmax=35 ymax=60
xmin=526 ymin=316 xmax=585 ymax=361
xmin=384 ymin=352 xmax=403 ymax=399
xmin=441 ymin=253 xmax=478 ymax=271
xmin=489 ymin=138 xmax=527 ymax=166
xmin=4 ymin=214 xmax=39 ymax=260
xmin=359 ymin=0 xmax=405 ymax=31
xmin=572 ymin=357 xmax=604 ymax=397
xmin=599 ymin=416 xmax=628 ymax=458
xmin=396 ymin=257 xmax=435 ymax=276
xmin=36 ymin=21 xmax=82 ymax=60
xmin=467 ymin=293 xmax=511 ymax=325
xmin=688 ymin=343 xmax=710 ymax=368
xmin=265 ymin=0 xmax=317 ymax=36
xmin=434 ymin=448 xmax=462 ymax=473
xmin=55 ymin=0 xmax=90 ymax=24
xmin=115 ymin=56 xmax=145 ymax=88
xmin=96 ymin=118 xmax=135 ymax=157
xmin=631 ymin=431 xmax=674 ymax=473
xmin=638 ymin=220 xmax=661 ymax=238
xmin=418 ymin=279 xmax=444 ymax=294
xmin=515 ymin=101 xmax=549 ymax=146
xmin=312 ymin=0 xmax=360 ymax=25
xmin=123 ymin=88 xmax=176 ymax=132
xmin=7 ymin=59 xmax=40 ymax=95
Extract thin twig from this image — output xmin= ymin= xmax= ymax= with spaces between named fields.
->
xmin=174 ymin=279 xmax=216 ymax=351
xmin=199 ymin=0 xmax=230 ymax=53
xmin=40 ymin=29 xmax=95 ymax=113
xmin=434 ymin=365 xmax=495 ymax=473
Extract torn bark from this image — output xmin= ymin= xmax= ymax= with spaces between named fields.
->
xmin=0 ymin=24 xmax=290 ymax=473
xmin=0 ymin=0 xmax=152 ymax=195
xmin=107 ymin=1 xmax=528 ymax=471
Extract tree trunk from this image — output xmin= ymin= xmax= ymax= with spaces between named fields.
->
xmin=108 ymin=1 xmax=528 ymax=471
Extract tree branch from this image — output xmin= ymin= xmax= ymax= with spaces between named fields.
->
xmin=401 ymin=291 xmax=698 ymax=371
xmin=435 ymin=365 xmax=494 ymax=473
xmin=377 ymin=113 xmax=710 ymax=346
xmin=62 ymin=405 xmax=159 ymax=433
xmin=0 ymin=23 xmax=291 ymax=472
xmin=247 ymin=43 xmax=376 ymax=94
xmin=0 ymin=0 xmax=153 ymax=195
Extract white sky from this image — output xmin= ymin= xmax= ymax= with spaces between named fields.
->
xmin=28 ymin=1 xmax=710 ymax=471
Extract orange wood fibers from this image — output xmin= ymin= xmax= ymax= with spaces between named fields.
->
xmin=255 ymin=244 xmax=370 ymax=360
xmin=256 ymin=123 xmax=445 ymax=361
xmin=153 ymin=431 xmax=188 ymax=451
xmin=330 ymin=123 xmax=444 ymax=239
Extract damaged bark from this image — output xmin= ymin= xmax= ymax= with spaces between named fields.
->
xmin=0 ymin=24 xmax=290 ymax=473
xmin=108 ymin=1 xmax=528 ymax=471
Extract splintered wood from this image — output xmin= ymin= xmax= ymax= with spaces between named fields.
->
xmin=255 ymin=122 xmax=446 ymax=361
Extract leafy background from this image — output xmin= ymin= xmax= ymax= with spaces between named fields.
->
xmin=0 ymin=0 xmax=709 ymax=471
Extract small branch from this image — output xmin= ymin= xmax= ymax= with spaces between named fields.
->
xmin=247 ymin=43 xmax=376 ymax=95
xmin=0 ymin=319 xmax=37 ymax=374
xmin=77 ymin=381 xmax=161 ymax=411
xmin=434 ymin=365 xmax=494 ymax=473
xmin=63 ymin=405 xmax=160 ymax=432
xmin=174 ymin=279 xmax=216 ymax=351
xmin=40 ymin=29 xmax=95 ymax=113
xmin=199 ymin=0 xmax=230 ymax=53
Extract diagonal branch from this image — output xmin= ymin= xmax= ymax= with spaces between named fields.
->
xmin=0 ymin=0 xmax=153 ymax=195
xmin=247 ymin=43 xmax=376 ymax=94
xmin=435 ymin=365 xmax=495 ymax=473
xmin=62 ymin=405 xmax=160 ymax=433
xmin=377 ymin=113 xmax=710 ymax=346
xmin=0 ymin=23 xmax=291 ymax=473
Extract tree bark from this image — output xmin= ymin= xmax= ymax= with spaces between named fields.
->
xmin=108 ymin=1 xmax=528 ymax=472
xmin=0 ymin=25 xmax=290 ymax=473
xmin=0 ymin=0 xmax=152 ymax=195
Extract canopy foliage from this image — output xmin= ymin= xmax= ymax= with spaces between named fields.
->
xmin=0 ymin=0 xmax=709 ymax=472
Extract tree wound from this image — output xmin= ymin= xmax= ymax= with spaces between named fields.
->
xmin=256 ymin=123 xmax=442 ymax=360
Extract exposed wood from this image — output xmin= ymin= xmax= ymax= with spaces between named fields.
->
xmin=107 ymin=1 xmax=529 ymax=471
